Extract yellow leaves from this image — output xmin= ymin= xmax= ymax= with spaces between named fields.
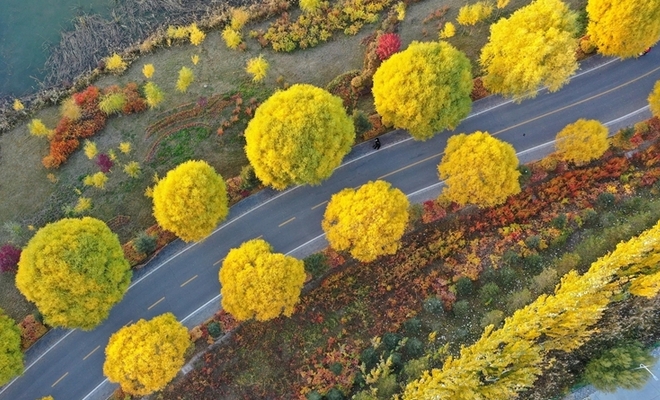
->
xmin=300 ymin=0 xmax=322 ymax=13
xmin=191 ymin=54 xmax=200 ymax=65
xmin=167 ymin=25 xmax=190 ymax=39
xmin=322 ymin=180 xmax=410 ymax=262
xmin=497 ymin=0 xmax=510 ymax=8
xmin=222 ymin=27 xmax=243 ymax=49
xmin=84 ymin=172 xmax=108 ymax=189
xmin=439 ymin=131 xmax=521 ymax=207
xmin=555 ymin=119 xmax=609 ymax=165
xmin=244 ymin=84 xmax=354 ymax=189
xmin=395 ymin=2 xmax=406 ymax=20
xmin=12 ymin=99 xmax=24 ymax=111
xmin=73 ymin=197 xmax=92 ymax=214
xmin=188 ymin=23 xmax=206 ymax=45
xmin=15 ymin=217 xmax=131 ymax=329
xmin=176 ymin=67 xmax=194 ymax=93
xmin=152 ymin=160 xmax=228 ymax=242
xmin=105 ymin=53 xmax=127 ymax=73
xmin=219 ymin=239 xmax=306 ymax=321
xmin=123 ymin=161 xmax=141 ymax=178
xmin=103 ymin=313 xmax=190 ymax=395
xmin=372 ymin=41 xmax=473 ymax=141
xmin=144 ymin=81 xmax=164 ymax=108
xmin=60 ymin=97 xmax=81 ymax=121
xmin=480 ymin=0 xmax=578 ymax=100
xmin=142 ymin=63 xmax=155 ymax=78
xmin=439 ymin=22 xmax=456 ymax=39
xmin=0 ymin=309 xmax=23 ymax=386
xmin=457 ymin=1 xmax=493 ymax=26
xmin=246 ymin=55 xmax=269 ymax=82
xmin=649 ymin=80 xmax=660 ymax=118
xmin=587 ymin=0 xmax=660 ymax=58
xmin=84 ymin=140 xmax=98 ymax=160
xmin=231 ymin=8 xmax=250 ymax=30
xmin=99 ymin=92 xmax=127 ymax=115
xmin=28 ymin=119 xmax=53 ymax=137
xmin=118 ymin=142 xmax=131 ymax=154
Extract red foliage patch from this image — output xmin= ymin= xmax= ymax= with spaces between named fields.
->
xmin=18 ymin=315 xmax=48 ymax=350
xmin=0 ymin=244 xmax=21 ymax=273
xmin=376 ymin=33 xmax=401 ymax=61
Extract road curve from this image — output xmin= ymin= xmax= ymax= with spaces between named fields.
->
xmin=2 ymin=52 xmax=659 ymax=400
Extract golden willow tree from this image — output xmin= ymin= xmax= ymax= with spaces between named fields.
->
xmin=372 ymin=41 xmax=473 ymax=141
xmin=219 ymin=239 xmax=306 ymax=321
xmin=16 ymin=217 xmax=131 ymax=330
xmin=480 ymin=0 xmax=578 ymax=100
xmin=322 ymin=180 xmax=410 ymax=262
xmin=244 ymin=84 xmax=354 ymax=190
xmin=650 ymin=80 xmax=660 ymax=118
xmin=0 ymin=309 xmax=23 ymax=386
xmin=438 ymin=131 xmax=520 ymax=207
xmin=555 ymin=119 xmax=610 ymax=165
xmin=403 ymin=219 xmax=660 ymax=399
xmin=152 ymin=160 xmax=229 ymax=242
xmin=103 ymin=313 xmax=190 ymax=395
xmin=587 ymin=0 xmax=660 ymax=58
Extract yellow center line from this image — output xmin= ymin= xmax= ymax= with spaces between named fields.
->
xmin=213 ymin=257 xmax=224 ymax=266
xmin=52 ymin=372 xmax=68 ymax=387
xmin=83 ymin=345 xmax=100 ymax=361
xmin=311 ymin=200 xmax=328 ymax=210
xmin=180 ymin=275 xmax=198 ymax=287
xmin=279 ymin=217 xmax=296 ymax=227
xmin=148 ymin=297 xmax=165 ymax=310
xmin=376 ymin=65 xmax=660 ymax=181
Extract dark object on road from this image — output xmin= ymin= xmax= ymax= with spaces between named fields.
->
xmin=639 ymin=47 xmax=652 ymax=56
xmin=373 ymin=138 xmax=381 ymax=150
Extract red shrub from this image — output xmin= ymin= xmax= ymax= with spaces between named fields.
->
xmin=18 ymin=314 xmax=48 ymax=350
xmin=0 ymin=244 xmax=21 ymax=273
xmin=73 ymin=85 xmax=100 ymax=106
xmin=96 ymin=153 xmax=114 ymax=172
xmin=376 ymin=33 xmax=401 ymax=61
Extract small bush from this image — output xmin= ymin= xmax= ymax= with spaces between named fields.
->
xmin=96 ymin=153 xmax=114 ymax=173
xmin=404 ymin=337 xmax=425 ymax=359
xmin=360 ymin=347 xmax=379 ymax=371
xmin=133 ymin=232 xmax=157 ymax=255
xmin=518 ymin=165 xmax=532 ymax=185
xmin=553 ymin=252 xmax=581 ymax=276
xmin=455 ymin=277 xmax=474 ymax=297
xmin=382 ymin=332 xmax=401 ymax=351
xmin=502 ymin=250 xmax=520 ymax=267
xmin=524 ymin=235 xmax=541 ymax=250
xmin=580 ymin=208 xmax=599 ymax=228
xmin=207 ymin=321 xmax=222 ymax=338
xmin=479 ymin=282 xmax=500 ymax=304
xmin=0 ymin=244 xmax=21 ymax=273
xmin=326 ymin=387 xmax=345 ymax=400
xmin=583 ymin=341 xmax=655 ymax=392
xmin=176 ymin=67 xmax=195 ymax=92
xmin=506 ymin=289 xmax=533 ymax=314
xmin=329 ymin=362 xmax=343 ymax=375
xmin=375 ymin=373 xmax=398 ymax=398
xmin=480 ymin=309 xmax=504 ymax=328
xmin=352 ymin=110 xmax=373 ymax=139
xmin=423 ymin=296 xmax=445 ymax=316
xmin=306 ymin=391 xmax=323 ymax=400
xmin=596 ymin=192 xmax=616 ymax=210
xmin=452 ymin=299 xmax=470 ymax=318
xmin=376 ymin=33 xmax=402 ymax=61
xmin=403 ymin=317 xmax=422 ymax=336
xmin=303 ymin=253 xmax=329 ymax=278
xmin=532 ymin=267 xmax=559 ymax=294
xmin=403 ymin=356 xmax=430 ymax=382
xmin=522 ymin=254 xmax=544 ymax=275
xmin=551 ymin=213 xmax=568 ymax=229
xmin=239 ymin=164 xmax=261 ymax=190
xmin=99 ymin=92 xmax=127 ymax=115
xmin=496 ymin=266 xmax=518 ymax=290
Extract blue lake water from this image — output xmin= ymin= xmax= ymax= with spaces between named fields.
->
xmin=0 ymin=0 xmax=112 ymax=98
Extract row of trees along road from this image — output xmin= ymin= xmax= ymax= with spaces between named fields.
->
xmin=2 ymin=0 xmax=660 ymax=393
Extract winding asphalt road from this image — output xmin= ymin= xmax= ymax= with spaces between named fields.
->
xmin=2 ymin=52 xmax=659 ymax=400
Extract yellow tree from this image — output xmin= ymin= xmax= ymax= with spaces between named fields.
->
xmin=219 ymin=239 xmax=306 ymax=321
xmin=103 ymin=313 xmax=190 ymax=396
xmin=480 ymin=0 xmax=578 ymax=100
xmin=555 ymin=119 xmax=609 ymax=165
xmin=650 ymin=80 xmax=660 ymax=118
xmin=586 ymin=0 xmax=660 ymax=58
xmin=438 ymin=131 xmax=520 ymax=207
xmin=15 ymin=217 xmax=131 ymax=330
xmin=0 ymin=309 xmax=23 ymax=386
xmin=322 ymin=180 xmax=410 ymax=262
xmin=372 ymin=41 xmax=473 ymax=140
xmin=457 ymin=2 xmax=493 ymax=26
xmin=152 ymin=160 xmax=229 ymax=242
xmin=244 ymin=84 xmax=354 ymax=190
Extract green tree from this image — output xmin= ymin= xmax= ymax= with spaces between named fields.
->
xmin=219 ymin=239 xmax=306 ymax=321
xmin=152 ymin=160 xmax=229 ymax=242
xmin=587 ymin=0 xmax=660 ymax=58
xmin=15 ymin=217 xmax=131 ymax=330
xmin=372 ymin=41 xmax=473 ymax=140
xmin=480 ymin=0 xmax=578 ymax=100
xmin=0 ymin=309 xmax=23 ymax=386
xmin=650 ymin=80 xmax=660 ymax=118
xmin=438 ymin=131 xmax=521 ymax=207
xmin=583 ymin=341 xmax=655 ymax=392
xmin=322 ymin=180 xmax=409 ymax=262
xmin=555 ymin=119 xmax=609 ymax=165
xmin=103 ymin=313 xmax=190 ymax=395
xmin=244 ymin=84 xmax=354 ymax=189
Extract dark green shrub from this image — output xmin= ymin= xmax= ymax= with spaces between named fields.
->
xmin=326 ymin=387 xmax=345 ymax=400
xmin=207 ymin=321 xmax=222 ymax=338
xmin=303 ymin=253 xmax=329 ymax=278
xmin=382 ymin=332 xmax=401 ymax=352
xmin=306 ymin=390 xmax=323 ymax=400
xmin=360 ymin=347 xmax=379 ymax=371
xmin=423 ymin=296 xmax=445 ymax=316
xmin=522 ymin=254 xmax=544 ymax=275
xmin=408 ymin=203 xmax=424 ymax=226
xmin=455 ymin=277 xmax=474 ymax=297
xmin=479 ymin=282 xmax=500 ymax=303
xmin=618 ymin=196 xmax=646 ymax=215
xmin=403 ymin=318 xmax=422 ymax=336
xmin=404 ymin=337 xmax=425 ymax=359
xmin=452 ymin=300 xmax=470 ymax=318
xmin=388 ymin=352 xmax=404 ymax=372
xmin=596 ymin=192 xmax=616 ymax=210
xmin=581 ymin=208 xmax=599 ymax=228
xmin=502 ymin=250 xmax=521 ymax=268
xmin=496 ymin=266 xmax=518 ymax=290
xmin=239 ymin=164 xmax=261 ymax=190
xmin=518 ymin=165 xmax=531 ymax=185
xmin=551 ymin=213 xmax=567 ymax=229
xmin=524 ymin=235 xmax=541 ymax=250
xmin=133 ymin=232 xmax=157 ymax=255
xmin=329 ymin=362 xmax=343 ymax=375
xmin=583 ymin=341 xmax=655 ymax=392
xmin=480 ymin=309 xmax=504 ymax=328
xmin=352 ymin=109 xmax=373 ymax=139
